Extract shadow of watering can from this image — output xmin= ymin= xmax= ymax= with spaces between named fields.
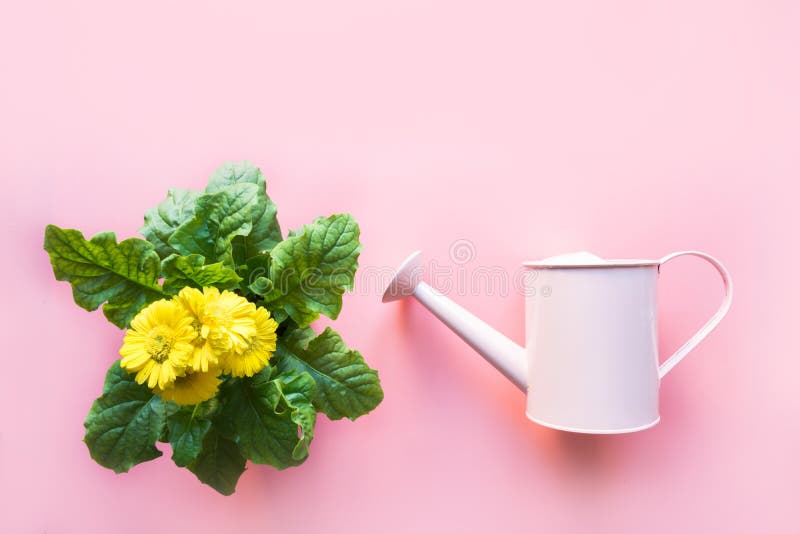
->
xmin=382 ymin=250 xmax=732 ymax=434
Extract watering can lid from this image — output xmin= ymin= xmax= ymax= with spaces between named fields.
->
xmin=523 ymin=251 xmax=659 ymax=268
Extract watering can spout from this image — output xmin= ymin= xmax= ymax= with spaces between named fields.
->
xmin=383 ymin=251 xmax=527 ymax=391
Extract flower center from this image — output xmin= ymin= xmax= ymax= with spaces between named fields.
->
xmin=147 ymin=327 xmax=176 ymax=363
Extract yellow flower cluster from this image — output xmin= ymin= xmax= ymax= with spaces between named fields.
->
xmin=119 ymin=287 xmax=279 ymax=405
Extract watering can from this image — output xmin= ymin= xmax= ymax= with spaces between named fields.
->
xmin=382 ymin=250 xmax=732 ymax=434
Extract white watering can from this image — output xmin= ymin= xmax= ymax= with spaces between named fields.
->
xmin=382 ymin=250 xmax=732 ymax=434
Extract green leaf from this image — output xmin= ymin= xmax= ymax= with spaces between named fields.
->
xmin=83 ymin=361 xmax=168 ymax=473
xmin=44 ymin=225 xmax=164 ymax=328
xmin=206 ymin=161 xmax=282 ymax=262
xmin=188 ymin=426 xmax=247 ymax=496
xmin=248 ymin=276 xmax=274 ymax=296
xmin=167 ymin=406 xmax=213 ymax=467
xmin=262 ymin=214 xmax=361 ymax=327
xmin=276 ymin=327 xmax=383 ymax=421
xmin=168 ymin=183 xmax=258 ymax=265
xmin=236 ymin=252 xmax=272 ymax=297
xmin=140 ymin=189 xmax=201 ymax=259
xmin=161 ymin=254 xmax=242 ymax=295
xmin=273 ymin=371 xmax=317 ymax=459
xmin=222 ymin=369 xmax=316 ymax=468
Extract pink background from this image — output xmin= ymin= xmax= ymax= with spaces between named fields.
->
xmin=2 ymin=0 xmax=798 ymax=532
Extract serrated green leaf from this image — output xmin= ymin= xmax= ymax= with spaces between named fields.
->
xmin=140 ymin=189 xmax=201 ymax=259
xmin=222 ymin=368 xmax=316 ymax=468
xmin=262 ymin=214 xmax=361 ymax=327
xmin=44 ymin=225 xmax=164 ymax=328
xmin=222 ymin=371 xmax=298 ymax=468
xmin=274 ymin=371 xmax=317 ymax=459
xmin=167 ymin=406 xmax=213 ymax=467
xmin=206 ymin=161 xmax=282 ymax=262
xmin=161 ymin=254 xmax=242 ymax=295
xmin=276 ymin=327 xmax=383 ymax=421
xmin=83 ymin=361 xmax=167 ymax=473
xmin=168 ymin=183 xmax=258 ymax=265
xmin=188 ymin=426 xmax=247 ymax=496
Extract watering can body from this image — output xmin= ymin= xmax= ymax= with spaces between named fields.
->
xmin=383 ymin=251 xmax=732 ymax=434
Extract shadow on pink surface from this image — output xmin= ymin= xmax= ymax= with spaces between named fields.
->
xmin=394 ymin=289 xmax=704 ymax=487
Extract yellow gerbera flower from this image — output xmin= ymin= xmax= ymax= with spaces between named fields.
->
xmin=200 ymin=287 xmax=257 ymax=354
xmin=119 ymin=299 xmax=196 ymax=390
xmin=155 ymin=368 xmax=222 ymax=405
xmin=223 ymin=306 xmax=279 ymax=377
xmin=174 ymin=286 xmax=221 ymax=373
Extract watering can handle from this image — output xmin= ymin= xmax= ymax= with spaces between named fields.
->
xmin=657 ymin=251 xmax=733 ymax=379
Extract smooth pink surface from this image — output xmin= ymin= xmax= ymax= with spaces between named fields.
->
xmin=2 ymin=1 xmax=798 ymax=532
